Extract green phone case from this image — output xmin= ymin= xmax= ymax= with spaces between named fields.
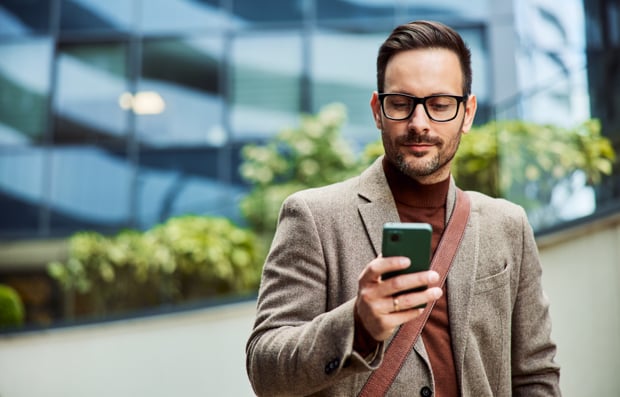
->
xmin=381 ymin=222 xmax=432 ymax=280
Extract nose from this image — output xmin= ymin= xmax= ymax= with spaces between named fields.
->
xmin=407 ymin=102 xmax=430 ymax=131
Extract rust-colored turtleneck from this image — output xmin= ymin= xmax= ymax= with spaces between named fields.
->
xmin=381 ymin=157 xmax=458 ymax=397
xmin=352 ymin=158 xmax=459 ymax=395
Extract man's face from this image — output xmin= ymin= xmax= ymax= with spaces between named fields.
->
xmin=371 ymin=48 xmax=477 ymax=184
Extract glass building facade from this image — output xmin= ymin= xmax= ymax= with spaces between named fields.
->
xmin=2 ymin=0 xmax=620 ymax=329
xmin=0 ymin=0 xmax=493 ymax=239
xmin=0 ymin=0 xmax=618 ymax=239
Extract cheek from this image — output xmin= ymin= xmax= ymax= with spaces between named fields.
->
xmin=381 ymin=128 xmax=400 ymax=154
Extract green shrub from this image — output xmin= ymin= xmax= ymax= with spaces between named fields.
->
xmin=241 ymin=104 xmax=616 ymax=240
xmin=453 ymin=119 xmax=615 ymax=227
xmin=48 ymin=216 xmax=263 ymax=317
xmin=0 ymin=284 xmax=25 ymax=329
xmin=240 ymin=103 xmax=365 ymax=243
xmin=453 ymin=119 xmax=615 ymax=196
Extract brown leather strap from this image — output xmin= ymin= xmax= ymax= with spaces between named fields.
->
xmin=358 ymin=189 xmax=471 ymax=397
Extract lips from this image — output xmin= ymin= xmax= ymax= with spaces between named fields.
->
xmin=404 ymin=143 xmax=434 ymax=156
xmin=399 ymin=136 xmax=439 ymax=156
xmin=404 ymin=142 xmax=434 ymax=147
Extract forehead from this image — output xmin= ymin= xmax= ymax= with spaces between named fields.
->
xmin=383 ymin=48 xmax=463 ymax=95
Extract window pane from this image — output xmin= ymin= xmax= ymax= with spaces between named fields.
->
xmin=316 ymin=0 xmax=394 ymax=24
xmin=459 ymin=27 xmax=490 ymax=122
xmin=512 ymin=0 xmax=588 ymax=125
xmin=231 ymin=0 xmax=304 ymax=24
xmin=0 ymin=0 xmax=52 ymax=36
xmin=48 ymin=146 xmax=132 ymax=234
xmin=0 ymin=148 xmax=45 ymax=236
xmin=138 ymin=37 xmax=225 ymax=147
xmin=311 ymin=30 xmax=384 ymax=146
xmin=499 ymin=0 xmax=597 ymax=230
xmin=60 ymin=0 xmax=134 ymax=33
xmin=140 ymin=0 xmax=229 ymax=35
xmin=53 ymin=42 xmax=129 ymax=145
xmin=404 ymin=0 xmax=490 ymax=18
xmin=230 ymin=31 xmax=302 ymax=140
xmin=136 ymin=147 xmax=245 ymax=230
xmin=0 ymin=39 xmax=52 ymax=145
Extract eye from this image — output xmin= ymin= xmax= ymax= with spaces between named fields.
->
xmin=392 ymin=101 xmax=409 ymax=109
xmin=429 ymin=103 xmax=449 ymax=111
xmin=386 ymin=96 xmax=412 ymax=108
xmin=427 ymin=97 xmax=454 ymax=112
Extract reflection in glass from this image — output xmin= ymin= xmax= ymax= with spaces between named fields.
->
xmin=0 ymin=148 xmax=45 ymax=234
xmin=311 ymin=30 xmax=383 ymax=145
xmin=316 ymin=0 xmax=394 ymax=23
xmin=60 ymin=0 xmax=133 ymax=33
xmin=514 ymin=0 xmax=589 ymax=126
xmin=0 ymin=0 xmax=52 ymax=35
xmin=458 ymin=28 xmax=489 ymax=111
xmin=138 ymin=37 xmax=225 ymax=147
xmin=54 ymin=42 xmax=129 ymax=144
xmin=230 ymin=31 xmax=303 ymax=140
xmin=48 ymin=146 xmax=131 ymax=233
xmin=232 ymin=0 xmax=303 ymax=24
xmin=404 ymin=0 xmax=489 ymax=18
xmin=0 ymin=40 xmax=52 ymax=145
xmin=136 ymin=148 xmax=246 ymax=230
xmin=140 ymin=0 xmax=229 ymax=35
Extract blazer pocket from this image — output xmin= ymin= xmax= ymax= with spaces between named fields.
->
xmin=474 ymin=263 xmax=511 ymax=294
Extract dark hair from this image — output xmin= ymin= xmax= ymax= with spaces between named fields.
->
xmin=377 ymin=20 xmax=472 ymax=96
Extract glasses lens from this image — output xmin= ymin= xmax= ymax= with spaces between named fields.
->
xmin=425 ymin=96 xmax=458 ymax=121
xmin=383 ymin=95 xmax=414 ymax=120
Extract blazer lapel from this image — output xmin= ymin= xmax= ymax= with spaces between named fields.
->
xmin=356 ymin=157 xmax=400 ymax=256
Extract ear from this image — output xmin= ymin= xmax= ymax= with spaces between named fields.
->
xmin=370 ymin=92 xmax=383 ymax=130
xmin=461 ymin=94 xmax=477 ymax=133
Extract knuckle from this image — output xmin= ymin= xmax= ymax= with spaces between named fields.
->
xmin=389 ymin=276 xmax=404 ymax=290
xmin=377 ymin=317 xmax=392 ymax=331
xmin=358 ymin=288 xmax=373 ymax=302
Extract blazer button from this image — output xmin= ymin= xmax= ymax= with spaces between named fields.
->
xmin=324 ymin=358 xmax=340 ymax=375
xmin=420 ymin=386 xmax=433 ymax=397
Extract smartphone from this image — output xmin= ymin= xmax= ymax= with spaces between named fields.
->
xmin=381 ymin=222 xmax=432 ymax=292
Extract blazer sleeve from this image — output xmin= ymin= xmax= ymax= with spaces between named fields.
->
xmin=245 ymin=193 xmax=383 ymax=397
xmin=511 ymin=210 xmax=561 ymax=396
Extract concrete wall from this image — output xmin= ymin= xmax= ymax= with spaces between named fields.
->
xmin=538 ymin=213 xmax=620 ymax=396
xmin=1 ymin=214 xmax=619 ymax=397
xmin=0 ymin=302 xmax=257 ymax=397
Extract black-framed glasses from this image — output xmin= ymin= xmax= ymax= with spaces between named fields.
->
xmin=378 ymin=93 xmax=467 ymax=122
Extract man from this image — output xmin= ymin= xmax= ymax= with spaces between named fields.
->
xmin=246 ymin=20 xmax=560 ymax=396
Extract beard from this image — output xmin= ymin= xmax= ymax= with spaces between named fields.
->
xmin=381 ymin=121 xmax=463 ymax=181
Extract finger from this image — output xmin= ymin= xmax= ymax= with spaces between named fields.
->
xmin=391 ymin=287 xmax=443 ymax=312
xmin=388 ymin=306 xmax=426 ymax=324
xmin=360 ymin=256 xmax=410 ymax=284
xmin=383 ymin=270 xmax=439 ymax=296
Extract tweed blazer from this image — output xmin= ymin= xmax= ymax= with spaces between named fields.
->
xmin=246 ymin=157 xmax=561 ymax=397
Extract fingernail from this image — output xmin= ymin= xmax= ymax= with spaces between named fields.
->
xmin=429 ymin=271 xmax=439 ymax=283
xmin=400 ymin=258 xmax=410 ymax=266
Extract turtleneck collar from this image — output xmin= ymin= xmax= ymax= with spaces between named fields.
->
xmin=382 ymin=156 xmax=450 ymax=208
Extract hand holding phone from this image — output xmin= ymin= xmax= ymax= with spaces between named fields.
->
xmin=381 ymin=222 xmax=432 ymax=294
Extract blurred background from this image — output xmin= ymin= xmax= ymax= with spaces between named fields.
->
xmin=0 ymin=0 xmax=619 ymax=396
